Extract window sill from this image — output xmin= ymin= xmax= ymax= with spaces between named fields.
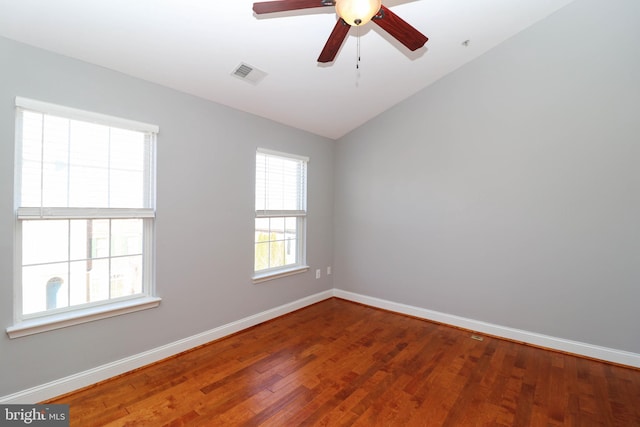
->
xmin=6 ymin=296 xmax=162 ymax=339
xmin=253 ymin=265 xmax=310 ymax=284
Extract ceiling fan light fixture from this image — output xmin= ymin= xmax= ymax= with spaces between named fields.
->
xmin=335 ymin=0 xmax=381 ymax=26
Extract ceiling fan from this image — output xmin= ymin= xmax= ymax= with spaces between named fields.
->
xmin=252 ymin=0 xmax=428 ymax=63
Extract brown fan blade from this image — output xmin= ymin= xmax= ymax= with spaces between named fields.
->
xmin=318 ymin=18 xmax=351 ymax=63
xmin=253 ymin=0 xmax=334 ymax=15
xmin=372 ymin=5 xmax=428 ymax=51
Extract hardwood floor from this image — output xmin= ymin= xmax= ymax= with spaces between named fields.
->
xmin=46 ymin=298 xmax=640 ymax=426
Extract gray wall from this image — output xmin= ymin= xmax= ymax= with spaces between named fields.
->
xmin=334 ymin=0 xmax=640 ymax=354
xmin=0 ymin=37 xmax=334 ymax=396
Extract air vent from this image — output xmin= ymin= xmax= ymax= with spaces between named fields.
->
xmin=234 ymin=64 xmax=253 ymax=78
xmin=231 ymin=62 xmax=267 ymax=85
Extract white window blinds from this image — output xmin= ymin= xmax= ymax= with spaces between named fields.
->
xmin=255 ymin=149 xmax=308 ymax=218
xmin=15 ymin=97 xmax=157 ymax=219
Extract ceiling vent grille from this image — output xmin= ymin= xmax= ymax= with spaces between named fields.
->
xmin=234 ymin=64 xmax=253 ymax=78
xmin=231 ymin=62 xmax=267 ymax=85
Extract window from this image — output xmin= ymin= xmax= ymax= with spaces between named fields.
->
xmin=8 ymin=97 xmax=160 ymax=338
xmin=254 ymin=149 xmax=309 ymax=282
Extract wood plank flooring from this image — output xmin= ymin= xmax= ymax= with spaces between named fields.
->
xmin=46 ymin=298 xmax=640 ymax=426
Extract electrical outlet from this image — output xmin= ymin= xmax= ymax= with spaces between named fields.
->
xmin=327 ymin=266 xmax=332 ymax=275
xmin=315 ymin=269 xmax=321 ymax=279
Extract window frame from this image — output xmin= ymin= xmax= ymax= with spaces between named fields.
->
xmin=253 ymin=148 xmax=309 ymax=283
xmin=7 ymin=97 xmax=160 ymax=339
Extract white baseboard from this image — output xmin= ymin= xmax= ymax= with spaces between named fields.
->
xmin=0 ymin=290 xmax=333 ymax=404
xmin=333 ymin=289 xmax=640 ymax=369
xmin=3 ymin=287 xmax=638 ymax=404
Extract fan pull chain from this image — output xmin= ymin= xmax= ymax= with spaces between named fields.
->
xmin=356 ymin=26 xmax=361 ymax=69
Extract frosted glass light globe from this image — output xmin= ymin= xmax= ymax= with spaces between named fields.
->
xmin=335 ymin=0 xmax=382 ymax=26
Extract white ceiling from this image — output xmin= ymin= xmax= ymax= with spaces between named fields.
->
xmin=0 ymin=0 xmax=576 ymax=139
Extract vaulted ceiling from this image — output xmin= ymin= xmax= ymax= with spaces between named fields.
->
xmin=0 ymin=0 xmax=576 ymax=139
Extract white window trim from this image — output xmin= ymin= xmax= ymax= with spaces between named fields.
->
xmin=6 ymin=296 xmax=161 ymax=339
xmin=252 ymin=265 xmax=310 ymax=284
xmin=256 ymin=147 xmax=309 ymax=163
xmin=15 ymin=97 xmax=159 ymax=133
xmin=8 ymin=98 xmax=160 ymax=337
